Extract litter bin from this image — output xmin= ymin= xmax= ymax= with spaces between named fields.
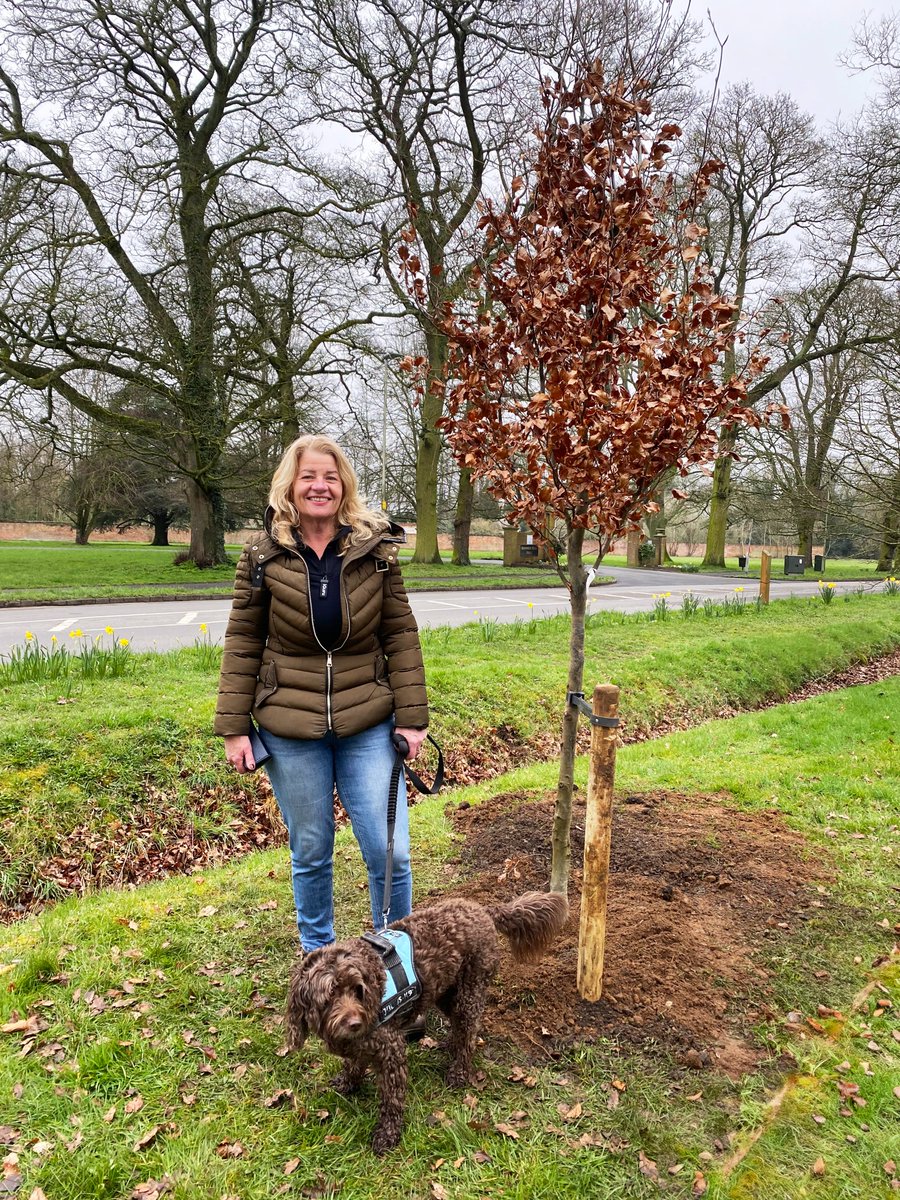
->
xmin=813 ymin=554 xmax=824 ymax=572
xmin=784 ymin=555 xmax=805 ymax=574
xmin=737 ymin=555 xmax=748 ymax=569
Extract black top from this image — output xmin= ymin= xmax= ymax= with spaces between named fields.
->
xmin=296 ymin=527 xmax=349 ymax=651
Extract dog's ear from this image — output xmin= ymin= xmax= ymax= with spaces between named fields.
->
xmin=284 ymin=948 xmax=323 ymax=1051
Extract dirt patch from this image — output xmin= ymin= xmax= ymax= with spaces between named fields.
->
xmin=431 ymin=790 xmax=827 ymax=1076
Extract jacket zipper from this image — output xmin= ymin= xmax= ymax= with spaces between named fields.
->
xmin=295 ymin=547 xmax=352 ymax=733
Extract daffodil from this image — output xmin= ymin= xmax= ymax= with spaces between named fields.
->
xmin=119 ymin=638 xmax=130 ymax=647
xmin=827 ymin=582 xmax=835 ymax=589
xmin=734 ymin=586 xmax=745 ymax=593
xmin=105 ymin=625 xmax=114 ymax=635
xmin=51 ymin=635 xmax=57 ymax=644
xmin=199 ymin=623 xmax=208 ymax=633
xmin=24 ymin=631 xmax=34 ymax=641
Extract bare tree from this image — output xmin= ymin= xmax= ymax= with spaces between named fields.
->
xmin=0 ymin=0 xmax=386 ymax=565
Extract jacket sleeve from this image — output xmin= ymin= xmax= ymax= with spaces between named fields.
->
xmin=380 ymin=563 xmax=429 ymax=729
xmin=213 ymin=544 xmax=269 ymax=736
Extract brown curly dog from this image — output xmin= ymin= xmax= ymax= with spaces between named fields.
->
xmin=284 ymin=891 xmax=568 ymax=1154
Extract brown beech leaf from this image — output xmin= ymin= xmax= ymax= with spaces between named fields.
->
xmin=638 ymin=1150 xmax=660 ymax=1180
xmin=811 ymin=1158 xmax=826 ymax=1177
xmin=494 ymin=1123 xmax=519 ymax=1140
xmin=132 ymin=1126 xmax=163 ymax=1153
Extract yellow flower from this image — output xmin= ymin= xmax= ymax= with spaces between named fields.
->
xmin=199 ymin=623 xmax=208 ymax=633
xmin=527 ymin=602 xmax=533 ymax=609
xmin=105 ymin=625 xmax=114 ymax=635
xmin=25 ymin=631 xmax=34 ymax=640
xmin=74 ymin=628 xmax=83 ymax=637
xmin=51 ymin=635 xmax=57 ymax=643
xmin=734 ymin=586 xmax=745 ymax=593
xmin=119 ymin=638 xmax=130 ymax=647
xmin=827 ymin=582 xmax=835 ymax=589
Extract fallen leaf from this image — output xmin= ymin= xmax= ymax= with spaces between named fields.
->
xmin=638 ymin=1150 xmax=659 ymax=1180
xmin=102 ymin=1106 xmax=117 ymax=1124
xmin=124 ymin=1095 xmax=144 ymax=1115
xmin=494 ymin=1123 xmax=519 ymax=1140
xmin=133 ymin=1126 xmax=162 ymax=1153
xmin=263 ymin=1089 xmax=294 ymax=1108
xmin=693 ymin=1170 xmax=708 ymax=1195
xmin=197 ymin=906 xmax=218 ymax=919
xmin=283 ymin=1158 xmax=300 ymax=1176
xmin=812 ymin=1158 xmax=826 ymax=1177
xmin=215 ymin=1141 xmax=244 ymax=1158
xmin=431 ymin=1184 xmax=449 ymax=1200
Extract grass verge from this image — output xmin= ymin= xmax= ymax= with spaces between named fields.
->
xmin=0 ymin=681 xmax=897 ymax=1198
xmin=2 ymin=593 xmax=899 ymax=913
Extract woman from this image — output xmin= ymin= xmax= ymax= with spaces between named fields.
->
xmin=215 ymin=434 xmax=428 ymax=953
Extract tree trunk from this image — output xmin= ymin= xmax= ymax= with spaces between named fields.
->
xmin=876 ymin=474 xmax=900 ymax=573
xmin=151 ymin=510 xmax=170 ymax=547
xmin=412 ymin=329 xmax=447 ymax=564
xmin=185 ymin=476 xmax=226 ymax=568
xmin=74 ymin=505 xmax=93 ymax=545
xmin=452 ymin=465 xmax=474 ymax=565
xmin=701 ymin=426 xmax=738 ymax=568
xmin=797 ymin=515 xmax=815 ymax=567
xmin=550 ymin=524 xmax=587 ymax=898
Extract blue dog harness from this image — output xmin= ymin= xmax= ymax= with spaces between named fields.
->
xmin=361 ymin=929 xmax=422 ymax=1025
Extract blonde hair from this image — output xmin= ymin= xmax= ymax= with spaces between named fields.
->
xmin=267 ymin=434 xmax=389 ymax=551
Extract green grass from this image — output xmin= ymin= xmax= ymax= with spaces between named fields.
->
xmin=0 ymin=542 xmax=567 ymax=602
xmin=1 ymin=680 xmax=897 ymax=1198
xmin=0 ymin=541 xmax=890 ymax=604
xmin=2 ymin=593 xmax=900 ymax=911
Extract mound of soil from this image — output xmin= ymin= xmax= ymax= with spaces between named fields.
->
xmin=431 ymin=790 xmax=827 ymax=1076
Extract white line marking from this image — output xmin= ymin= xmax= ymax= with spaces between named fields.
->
xmin=177 ymin=611 xmax=200 ymax=625
xmin=49 ymin=617 xmax=78 ymax=632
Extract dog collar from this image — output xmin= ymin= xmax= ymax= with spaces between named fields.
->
xmin=361 ymin=929 xmax=422 ymax=1025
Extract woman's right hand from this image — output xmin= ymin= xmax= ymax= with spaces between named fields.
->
xmin=224 ymin=734 xmax=255 ymax=773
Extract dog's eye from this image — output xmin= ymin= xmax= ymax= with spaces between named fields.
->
xmin=354 ymin=984 xmax=365 ymax=1002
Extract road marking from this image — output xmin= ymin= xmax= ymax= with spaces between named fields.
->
xmin=177 ymin=611 xmax=200 ymax=625
xmin=49 ymin=617 xmax=78 ymax=632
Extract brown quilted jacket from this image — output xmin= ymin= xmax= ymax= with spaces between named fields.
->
xmin=214 ymin=521 xmax=428 ymax=740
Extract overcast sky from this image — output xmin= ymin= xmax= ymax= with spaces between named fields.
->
xmin=704 ymin=0 xmax=897 ymax=123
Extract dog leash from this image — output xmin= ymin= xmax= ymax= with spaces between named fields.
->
xmin=380 ymin=731 xmax=444 ymax=931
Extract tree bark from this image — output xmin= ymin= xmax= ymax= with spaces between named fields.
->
xmin=452 ymin=465 xmax=473 ymax=565
xmin=876 ymin=477 xmax=900 ymax=572
xmin=550 ymin=524 xmax=587 ymax=897
xmin=185 ymin=476 xmax=226 ymax=568
xmin=151 ymin=510 xmax=171 ymax=547
xmin=412 ymin=329 xmax=447 ymax=564
xmin=701 ymin=426 xmax=738 ymax=567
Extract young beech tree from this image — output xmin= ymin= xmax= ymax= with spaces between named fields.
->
xmin=404 ymin=68 xmax=762 ymax=895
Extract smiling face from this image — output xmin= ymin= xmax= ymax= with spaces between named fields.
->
xmin=292 ymin=448 xmax=343 ymax=532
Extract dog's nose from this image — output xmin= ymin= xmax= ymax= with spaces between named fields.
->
xmin=346 ymin=1017 xmax=364 ymax=1033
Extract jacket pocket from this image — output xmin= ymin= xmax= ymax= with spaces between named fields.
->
xmin=254 ymin=660 xmax=278 ymax=707
xmin=373 ymin=653 xmax=390 ymax=687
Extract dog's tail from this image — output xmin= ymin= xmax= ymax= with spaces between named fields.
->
xmin=486 ymin=891 xmax=568 ymax=962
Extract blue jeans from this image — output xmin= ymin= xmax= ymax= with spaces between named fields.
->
xmin=258 ymin=719 xmax=412 ymax=951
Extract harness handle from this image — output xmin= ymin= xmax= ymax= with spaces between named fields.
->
xmin=381 ymin=731 xmax=444 ymax=930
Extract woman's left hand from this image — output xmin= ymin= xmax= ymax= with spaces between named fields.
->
xmin=394 ymin=727 xmax=427 ymax=760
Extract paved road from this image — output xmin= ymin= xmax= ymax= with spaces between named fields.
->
xmin=0 ymin=566 xmax=876 ymax=655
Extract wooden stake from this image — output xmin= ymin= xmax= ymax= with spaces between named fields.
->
xmin=577 ymin=683 xmax=620 ymax=1001
xmin=759 ymin=551 xmax=771 ymax=605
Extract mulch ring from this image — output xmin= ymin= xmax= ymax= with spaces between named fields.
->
xmin=429 ymin=789 xmax=830 ymax=1077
